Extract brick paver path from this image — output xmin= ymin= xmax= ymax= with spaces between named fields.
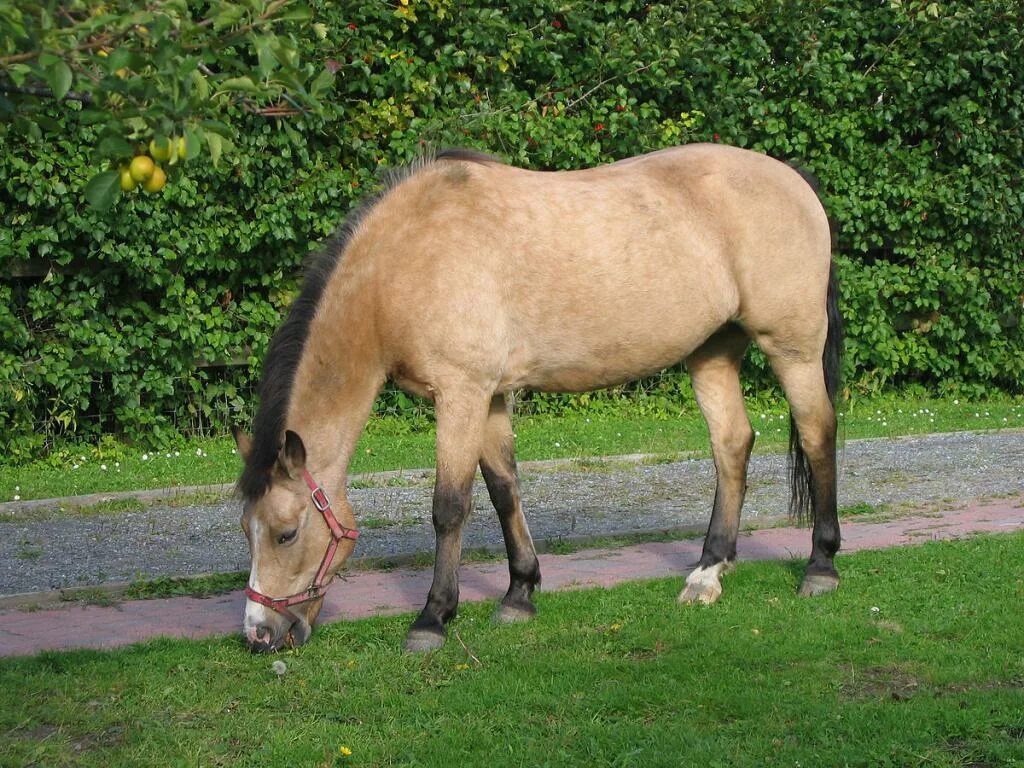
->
xmin=1 ymin=497 xmax=1020 ymax=658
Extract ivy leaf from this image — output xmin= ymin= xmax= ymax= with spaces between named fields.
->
xmin=78 ymin=109 xmax=112 ymax=125
xmin=84 ymin=170 xmax=121 ymax=210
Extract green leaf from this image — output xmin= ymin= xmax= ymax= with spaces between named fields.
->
xmin=213 ymin=4 xmax=246 ymax=30
xmin=255 ymin=35 xmax=280 ymax=78
xmin=219 ymin=76 xmax=259 ymax=93
xmin=206 ymin=131 xmax=223 ymax=167
xmin=78 ymin=109 xmax=112 ymax=125
xmin=97 ymin=134 xmax=135 ymax=158
xmin=274 ymin=4 xmax=313 ymax=23
xmin=190 ymin=70 xmax=211 ymax=101
xmin=200 ymin=119 xmax=234 ymax=138
xmin=83 ymin=170 xmax=121 ymax=211
xmin=183 ymin=128 xmax=203 ymax=160
xmin=45 ymin=60 xmax=73 ymax=100
xmin=310 ymin=67 xmax=335 ymax=100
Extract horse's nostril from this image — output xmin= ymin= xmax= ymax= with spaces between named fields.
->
xmin=255 ymin=625 xmax=270 ymax=642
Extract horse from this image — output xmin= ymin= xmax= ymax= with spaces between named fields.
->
xmin=233 ymin=144 xmax=843 ymax=654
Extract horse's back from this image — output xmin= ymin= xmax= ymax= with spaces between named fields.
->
xmin=360 ymin=145 xmax=831 ymax=393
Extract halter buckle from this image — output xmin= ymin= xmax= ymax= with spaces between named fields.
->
xmin=311 ymin=485 xmax=331 ymax=513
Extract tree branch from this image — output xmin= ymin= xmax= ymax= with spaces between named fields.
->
xmin=564 ymin=61 xmax=658 ymax=112
xmin=0 ymin=83 xmax=95 ymax=104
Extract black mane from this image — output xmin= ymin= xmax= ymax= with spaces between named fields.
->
xmin=237 ymin=148 xmax=499 ymax=501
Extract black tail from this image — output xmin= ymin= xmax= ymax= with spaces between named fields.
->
xmin=789 ymin=262 xmax=843 ymax=523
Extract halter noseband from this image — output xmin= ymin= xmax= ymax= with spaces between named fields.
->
xmin=244 ymin=469 xmax=359 ymax=623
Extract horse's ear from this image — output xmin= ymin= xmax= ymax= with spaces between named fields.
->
xmin=232 ymin=427 xmax=252 ymax=460
xmin=278 ymin=430 xmax=307 ymax=479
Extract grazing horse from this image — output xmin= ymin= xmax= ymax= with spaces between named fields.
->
xmin=234 ymin=144 xmax=843 ymax=653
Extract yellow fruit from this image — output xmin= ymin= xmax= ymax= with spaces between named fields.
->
xmin=119 ymin=166 xmax=137 ymax=192
xmin=129 ymin=155 xmax=155 ymax=182
xmin=149 ymin=138 xmax=172 ymax=162
xmin=143 ymin=165 xmax=166 ymax=193
xmin=176 ymin=136 xmax=188 ymax=161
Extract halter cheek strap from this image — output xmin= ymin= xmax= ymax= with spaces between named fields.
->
xmin=244 ymin=470 xmax=359 ymax=623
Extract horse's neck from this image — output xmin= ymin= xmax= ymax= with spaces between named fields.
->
xmin=284 ymin=311 xmax=384 ymax=500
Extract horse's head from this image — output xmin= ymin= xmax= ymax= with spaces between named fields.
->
xmin=234 ymin=428 xmax=359 ymax=653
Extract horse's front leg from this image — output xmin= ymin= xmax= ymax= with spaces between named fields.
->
xmin=404 ymin=388 xmax=491 ymax=652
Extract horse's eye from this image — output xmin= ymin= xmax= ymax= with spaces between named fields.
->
xmin=277 ymin=529 xmax=298 ymax=545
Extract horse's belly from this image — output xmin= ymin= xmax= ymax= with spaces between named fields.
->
xmin=501 ymin=316 xmax=719 ymax=393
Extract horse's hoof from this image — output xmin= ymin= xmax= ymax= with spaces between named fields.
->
xmin=493 ymin=603 xmax=536 ymax=624
xmin=678 ymin=563 xmax=727 ymax=605
xmin=403 ymin=629 xmax=446 ymax=653
xmin=677 ymin=581 xmax=722 ymax=605
xmin=798 ymin=572 xmax=839 ymax=597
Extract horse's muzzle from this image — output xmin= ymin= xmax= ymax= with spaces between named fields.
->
xmin=244 ymin=617 xmax=312 ymax=653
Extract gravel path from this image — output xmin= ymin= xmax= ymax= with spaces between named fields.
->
xmin=1 ymin=430 xmax=1021 ymax=596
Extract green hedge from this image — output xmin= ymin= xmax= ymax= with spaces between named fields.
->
xmin=1 ymin=0 xmax=1022 ymax=461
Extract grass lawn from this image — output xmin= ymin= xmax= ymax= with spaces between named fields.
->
xmin=2 ymin=533 xmax=1022 ymax=767
xmin=1 ymin=393 xmax=1022 ymax=502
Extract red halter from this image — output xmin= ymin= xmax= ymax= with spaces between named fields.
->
xmin=244 ymin=470 xmax=359 ymax=623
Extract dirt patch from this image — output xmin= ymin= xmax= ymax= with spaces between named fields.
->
xmin=839 ymin=663 xmax=924 ymax=701
xmin=70 ymin=724 xmax=127 ymax=753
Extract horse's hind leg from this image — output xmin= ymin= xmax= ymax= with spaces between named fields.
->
xmin=768 ymin=356 xmax=840 ymax=596
xmin=405 ymin=386 xmax=492 ymax=652
xmin=679 ymin=326 xmax=754 ymax=604
xmin=479 ymin=394 xmax=541 ymax=624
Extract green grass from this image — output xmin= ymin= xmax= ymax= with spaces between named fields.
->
xmin=2 ymin=393 xmax=1022 ymax=501
xmin=1 ymin=533 xmax=1022 ymax=767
